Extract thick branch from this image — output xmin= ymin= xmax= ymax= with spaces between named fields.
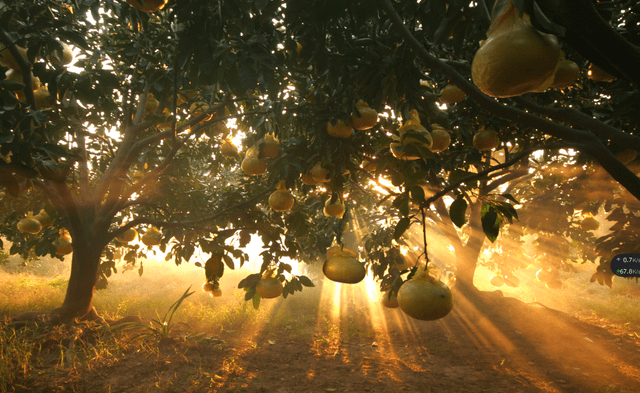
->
xmin=378 ymin=0 xmax=640 ymax=202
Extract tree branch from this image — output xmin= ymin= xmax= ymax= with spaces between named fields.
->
xmin=378 ymin=0 xmax=640 ymax=202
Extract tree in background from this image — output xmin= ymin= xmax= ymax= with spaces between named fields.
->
xmin=1 ymin=0 xmax=639 ymax=323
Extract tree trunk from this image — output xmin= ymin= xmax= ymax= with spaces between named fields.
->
xmin=454 ymin=201 xmax=485 ymax=292
xmin=54 ymin=240 xmax=103 ymax=320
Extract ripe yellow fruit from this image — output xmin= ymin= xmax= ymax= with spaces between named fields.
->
xmin=260 ymin=133 xmax=280 ymax=158
xmin=145 ymin=93 xmax=160 ymax=114
xmin=126 ymin=0 xmax=168 ymax=12
xmin=473 ymin=128 xmax=500 ymax=151
xmin=581 ymin=216 xmax=600 ymax=231
xmin=361 ymin=159 xmax=377 ymax=171
xmin=48 ymin=41 xmax=74 ymax=66
xmin=397 ymin=270 xmax=453 ymax=321
xmin=471 ymin=5 xmax=561 ymax=97
xmin=588 ymin=64 xmax=615 ymax=83
xmin=241 ymin=147 xmax=267 ymax=175
xmin=256 ymin=277 xmax=284 ymax=299
xmin=323 ymin=251 xmax=366 ymax=284
xmin=550 ymin=59 xmax=580 ymax=89
xmin=489 ymin=275 xmax=505 ymax=287
xmin=391 ymin=110 xmax=432 ymax=160
xmin=202 ymin=282 xmax=217 ymax=293
xmin=141 ymin=227 xmax=162 ymax=247
xmin=269 ymin=181 xmax=295 ymax=212
xmin=6 ymin=69 xmax=41 ymax=92
xmin=439 ymin=84 xmax=466 ymax=105
xmin=429 ymin=125 xmax=451 ymax=153
xmin=350 ymin=100 xmax=378 ymax=130
xmin=324 ymin=197 xmax=345 ymax=218
xmin=116 ymin=228 xmax=138 ymax=243
xmin=310 ymin=161 xmax=330 ymax=183
xmin=300 ymin=171 xmax=321 ymax=185
xmin=33 ymin=87 xmax=55 ymax=109
xmin=190 ymin=101 xmax=210 ymax=115
xmin=381 ymin=290 xmax=399 ymax=308
xmin=35 ymin=209 xmax=52 ymax=228
xmin=0 ymin=46 xmax=28 ymax=69
xmin=17 ymin=213 xmax=42 ymax=235
xmin=220 ymin=139 xmax=238 ymax=158
xmin=327 ymin=118 xmax=353 ymax=139
xmin=54 ymin=235 xmax=73 ymax=255
xmin=615 ymin=149 xmax=637 ymax=165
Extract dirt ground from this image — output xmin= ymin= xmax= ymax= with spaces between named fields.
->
xmin=5 ymin=280 xmax=640 ymax=393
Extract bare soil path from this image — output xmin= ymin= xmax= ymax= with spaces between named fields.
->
xmin=6 ymin=282 xmax=640 ymax=393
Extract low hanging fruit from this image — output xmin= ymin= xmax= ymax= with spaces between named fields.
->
xmin=54 ymin=233 xmax=73 ymax=255
xmin=397 ymin=269 xmax=453 ymax=321
xmin=390 ymin=110 xmax=433 ymax=160
xmin=473 ymin=127 xmax=500 ymax=151
xmin=310 ymin=161 xmax=330 ymax=183
xmin=116 ymin=228 xmax=138 ymax=243
xmin=241 ymin=146 xmax=267 ymax=176
xmin=220 ymin=139 xmax=239 ymax=158
xmin=17 ymin=212 xmax=42 ymax=235
xmin=429 ymin=125 xmax=452 ymax=153
xmin=350 ymin=100 xmax=378 ymax=130
xmin=439 ymin=84 xmax=466 ymax=105
xmin=48 ymin=41 xmax=74 ymax=66
xmin=33 ymin=87 xmax=55 ymax=109
xmin=0 ymin=45 xmax=28 ymax=70
xmin=381 ymin=290 xmax=399 ymax=309
xmin=471 ymin=1 xmax=561 ymax=97
xmin=260 ymin=134 xmax=280 ymax=158
xmin=300 ymin=171 xmax=321 ymax=185
xmin=615 ymin=149 xmax=637 ymax=165
xmin=255 ymin=276 xmax=284 ymax=299
xmin=327 ymin=118 xmax=353 ymax=139
xmin=269 ymin=181 xmax=295 ymax=212
xmin=35 ymin=209 xmax=52 ymax=228
xmin=324 ymin=196 xmax=345 ymax=218
xmin=141 ymin=226 xmax=162 ymax=247
xmin=5 ymin=69 xmax=41 ymax=92
xmin=144 ymin=93 xmax=160 ymax=114
xmin=323 ymin=248 xmax=366 ymax=284
xmin=550 ymin=59 xmax=580 ymax=89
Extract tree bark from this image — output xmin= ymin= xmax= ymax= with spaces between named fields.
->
xmin=454 ymin=201 xmax=485 ymax=291
xmin=53 ymin=240 xmax=103 ymax=320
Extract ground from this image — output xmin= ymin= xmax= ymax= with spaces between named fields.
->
xmin=2 ymin=268 xmax=639 ymax=393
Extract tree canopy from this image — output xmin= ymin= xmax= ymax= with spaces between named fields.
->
xmin=1 ymin=0 xmax=639 ymax=322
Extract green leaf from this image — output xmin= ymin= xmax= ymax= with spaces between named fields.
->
xmin=481 ymin=204 xmax=500 ymax=243
xmin=298 ymin=275 xmax=315 ymax=287
xmin=394 ymin=217 xmax=411 ymax=240
xmin=449 ymin=196 xmax=467 ymax=228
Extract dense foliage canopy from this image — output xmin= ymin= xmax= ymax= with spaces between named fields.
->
xmin=1 ymin=0 xmax=639 ymax=319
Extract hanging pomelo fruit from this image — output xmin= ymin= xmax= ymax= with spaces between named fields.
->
xmin=473 ymin=127 xmax=500 ymax=151
xmin=439 ymin=84 xmax=466 ymax=105
xmin=35 ymin=209 xmax=52 ymax=228
xmin=17 ymin=212 xmax=42 ymax=235
xmin=429 ymin=125 xmax=451 ymax=153
xmin=324 ymin=196 xmax=345 ymax=218
xmin=323 ymin=249 xmax=366 ymax=284
xmin=397 ymin=269 xmax=453 ymax=321
xmin=550 ymin=59 xmax=580 ymax=89
xmin=260 ymin=134 xmax=280 ymax=158
xmin=241 ymin=146 xmax=267 ymax=175
xmin=350 ymin=100 xmax=378 ymax=130
xmin=54 ymin=232 xmax=73 ymax=255
xmin=0 ymin=45 xmax=28 ymax=70
xmin=615 ymin=149 xmax=637 ymax=165
xmin=327 ymin=118 xmax=353 ymax=139
xmin=391 ymin=110 xmax=432 ymax=160
xmin=256 ymin=276 xmax=284 ymax=299
xmin=220 ymin=139 xmax=238 ymax=158
xmin=471 ymin=1 xmax=561 ymax=98
xmin=268 ymin=181 xmax=295 ymax=212
xmin=141 ymin=226 xmax=162 ymax=246
xmin=116 ymin=228 xmax=138 ymax=243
